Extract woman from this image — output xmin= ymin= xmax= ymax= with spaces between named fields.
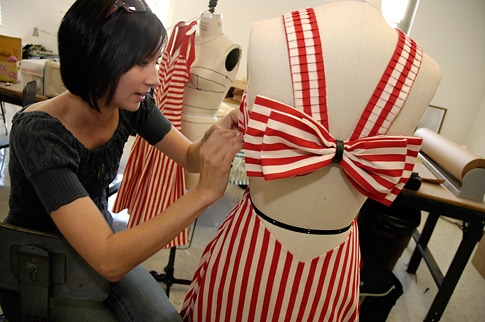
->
xmin=0 ymin=0 xmax=243 ymax=320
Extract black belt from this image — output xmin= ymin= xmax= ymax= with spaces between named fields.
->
xmin=250 ymin=198 xmax=352 ymax=235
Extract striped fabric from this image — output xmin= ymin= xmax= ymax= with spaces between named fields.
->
xmin=180 ymin=190 xmax=361 ymax=322
xmin=112 ymin=21 xmax=197 ymax=247
xmin=241 ymin=9 xmax=423 ymax=206
xmin=228 ymin=150 xmax=249 ymax=186
xmin=244 ymin=96 xmax=422 ymax=206
xmin=350 ymin=28 xmax=423 ymax=140
xmin=283 ymin=9 xmax=328 ymax=128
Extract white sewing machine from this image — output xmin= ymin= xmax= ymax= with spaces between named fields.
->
xmin=20 ymin=59 xmax=66 ymax=98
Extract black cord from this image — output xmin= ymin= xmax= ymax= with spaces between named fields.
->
xmin=441 ymin=217 xmax=465 ymax=232
xmin=208 ymin=0 xmax=218 ymax=13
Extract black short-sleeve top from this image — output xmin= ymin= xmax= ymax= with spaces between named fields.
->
xmin=5 ymin=94 xmax=171 ymax=234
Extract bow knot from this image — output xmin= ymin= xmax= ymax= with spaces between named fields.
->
xmin=243 ymin=96 xmax=422 ymax=206
xmin=332 ymin=140 xmax=345 ymax=164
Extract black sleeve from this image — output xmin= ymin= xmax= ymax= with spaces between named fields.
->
xmin=131 ymin=94 xmax=172 ymax=145
xmin=10 ymin=114 xmax=89 ymax=213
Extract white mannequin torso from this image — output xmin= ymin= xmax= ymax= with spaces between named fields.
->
xmin=181 ymin=12 xmax=241 ymax=189
xmin=246 ymin=0 xmax=441 ymax=260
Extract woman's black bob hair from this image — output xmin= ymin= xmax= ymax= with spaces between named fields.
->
xmin=58 ymin=0 xmax=167 ymax=111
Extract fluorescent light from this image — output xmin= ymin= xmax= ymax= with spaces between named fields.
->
xmin=382 ymin=0 xmax=410 ymax=28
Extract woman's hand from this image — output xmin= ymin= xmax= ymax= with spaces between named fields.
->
xmin=195 ymin=128 xmax=243 ymax=202
xmin=203 ymin=108 xmax=239 ymax=143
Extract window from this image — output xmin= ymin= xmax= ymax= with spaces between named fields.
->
xmin=145 ymin=0 xmax=171 ymax=25
xmin=382 ymin=0 xmax=419 ymax=34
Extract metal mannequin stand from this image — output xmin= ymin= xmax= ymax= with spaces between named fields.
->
xmin=149 ymin=220 xmax=197 ymax=297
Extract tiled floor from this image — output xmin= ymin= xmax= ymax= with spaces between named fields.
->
xmin=1 ymin=102 xmax=484 ymax=321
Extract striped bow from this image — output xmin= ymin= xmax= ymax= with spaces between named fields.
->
xmin=243 ymin=96 xmax=422 ymax=206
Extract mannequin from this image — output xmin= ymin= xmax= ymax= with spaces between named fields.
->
xmin=182 ymin=11 xmax=242 ymax=189
xmin=246 ymin=0 xmax=441 ymax=261
xmin=181 ymin=1 xmax=441 ymax=320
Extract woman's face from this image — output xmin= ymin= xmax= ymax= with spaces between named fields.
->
xmin=111 ymin=53 xmax=161 ymax=112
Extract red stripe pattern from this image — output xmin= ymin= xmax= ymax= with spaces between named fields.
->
xmin=283 ymin=9 xmax=328 ymax=128
xmin=242 ymin=9 xmax=423 ymax=206
xmin=180 ymin=190 xmax=361 ymax=322
xmin=112 ymin=21 xmax=197 ymax=247
xmin=351 ymin=29 xmax=423 ymax=140
xmin=244 ymin=96 xmax=422 ymax=206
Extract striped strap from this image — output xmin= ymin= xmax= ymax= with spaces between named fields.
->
xmin=283 ymin=9 xmax=423 ymax=139
xmin=351 ymin=29 xmax=423 ymax=139
xmin=244 ymin=96 xmax=422 ymax=206
xmin=283 ymin=9 xmax=328 ymax=128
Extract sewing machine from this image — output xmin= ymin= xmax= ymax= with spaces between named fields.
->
xmin=20 ymin=59 xmax=66 ymax=98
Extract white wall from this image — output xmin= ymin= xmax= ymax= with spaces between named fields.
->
xmin=2 ymin=0 xmax=484 ymax=156
xmin=167 ymin=0 xmax=323 ymax=82
xmin=409 ymin=0 xmax=485 ymax=153
xmin=467 ymin=92 xmax=485 ymax=157
xmin=0 ymin=0 xmax=74 ymax=54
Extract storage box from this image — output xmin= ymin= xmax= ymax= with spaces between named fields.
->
xmin=0 ymin=60 xmax=20 ymax=83
xmin=20 ymin=59 xmax=47 ymax=94
xmin=0 ymin=35 xmax=22 ymax=83
xmin=0 ymin=35 xmax=22 ymax=61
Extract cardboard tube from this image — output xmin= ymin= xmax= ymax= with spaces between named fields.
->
xmin=414 ymin=128 xmax=485 ymax=181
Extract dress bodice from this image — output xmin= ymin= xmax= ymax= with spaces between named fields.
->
xmin=240 ymin=8 xmax=424 ymax=206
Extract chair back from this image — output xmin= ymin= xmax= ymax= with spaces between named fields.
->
xmin=0 ymin=222 xmax=109 ymax=321
xmin=22 ymin=80 xmax=37 ymax=106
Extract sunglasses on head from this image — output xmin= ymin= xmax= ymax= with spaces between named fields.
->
xmin=105 ymin=0 xmax=149 ymax=18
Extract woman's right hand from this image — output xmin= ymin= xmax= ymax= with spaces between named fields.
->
xmin=195 ymin=129 xmax=243 ymax=202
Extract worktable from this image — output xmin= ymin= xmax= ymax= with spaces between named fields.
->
xmin=394 ymin=160 xmax=485 ymax=321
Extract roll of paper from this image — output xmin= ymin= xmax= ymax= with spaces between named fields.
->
xmin=414 ymin=128 xmax=485 ymax=181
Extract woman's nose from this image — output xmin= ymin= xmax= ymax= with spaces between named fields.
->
xmin=147 ymin=66 xmax=161 ymax=87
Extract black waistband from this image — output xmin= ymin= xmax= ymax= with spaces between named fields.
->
xmin=250 ymin=198 xmax=352 ymax=235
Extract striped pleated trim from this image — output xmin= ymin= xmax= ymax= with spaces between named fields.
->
xmin=112 ymin=21 xmax=197 ymax=248
xmin=282 ymin=9 xmax=423 ymax=137
xmin=180 ymin=190 xmax=360 ymax=322
xmin=283 ymin=9 xmax=328 ymax=128
xmin=351 ymin=28 xmax=423 ymax=140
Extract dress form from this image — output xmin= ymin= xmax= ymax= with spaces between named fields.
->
xmin=181 ymin=12 xmax=241 ymax=189
xmin=246 ymin=0 xmax=441 ymax=260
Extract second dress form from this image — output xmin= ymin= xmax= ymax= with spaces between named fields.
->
xmin=181 ymin=12 xmax=241 ymax=189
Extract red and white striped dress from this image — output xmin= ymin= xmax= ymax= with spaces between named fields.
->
xmin=181 ymin=8 xmax=423 ymax=321
xmin=181 ymin=191 xmax=361 ymax=322
xmin=112 ymin=21 xmax=197 ymax=247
